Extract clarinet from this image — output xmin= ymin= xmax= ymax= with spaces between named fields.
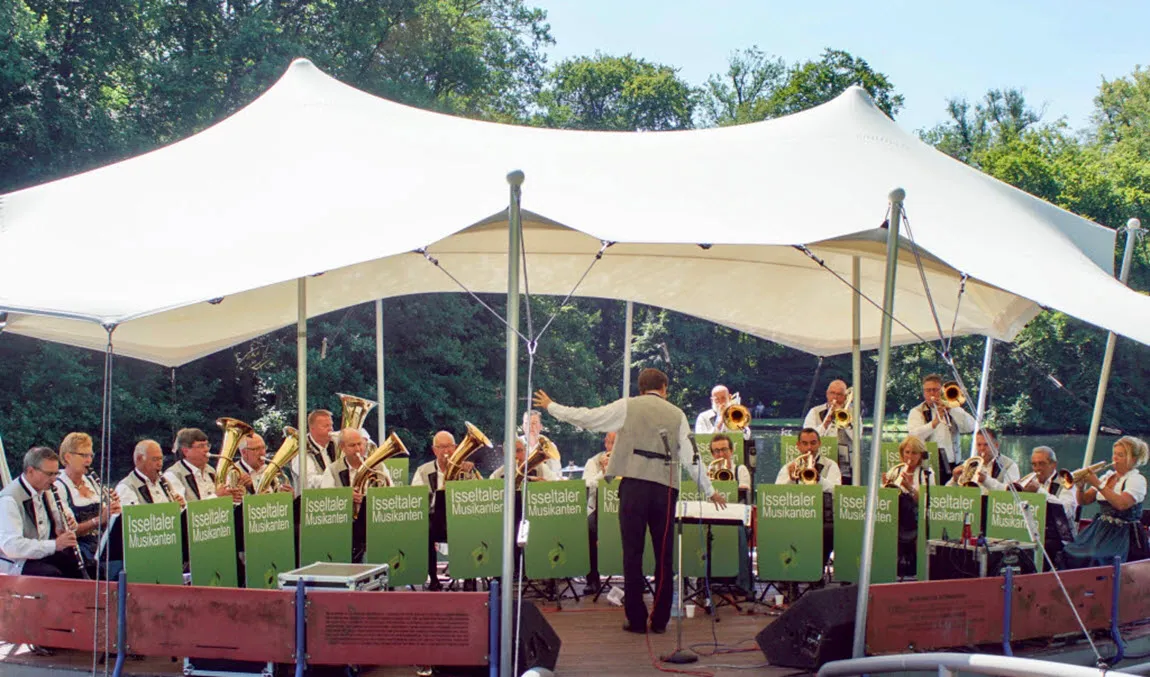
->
xmin=48 ymin=485 xmax=90 ymax=580
xmin=157 ymin=475 xmax=182 ymax=505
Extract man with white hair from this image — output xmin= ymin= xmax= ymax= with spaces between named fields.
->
xmin=236 ymin=433 xmax=292 ymax=494
xmin=695 ymin=384 xmax=752 ymax=440
xmin=116 ymin=439 xmax=186 ymax=507
xmin=803 ymin=379 xmax=855 ymax=484
xmin=1016 ymin=445 xmax=1078 ymax=557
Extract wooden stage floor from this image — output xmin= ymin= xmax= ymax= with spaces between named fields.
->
xmin=0 ymin=591 xmax=800 ymax=676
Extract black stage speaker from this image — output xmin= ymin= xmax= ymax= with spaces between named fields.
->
xmin=756 ymin=586 xmax=856 ymax=670
xmin=515 ymin=600 xmax=562 ymax=673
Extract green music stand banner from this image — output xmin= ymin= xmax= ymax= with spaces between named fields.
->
xmin=677 ymin=480 xmax=739 ymax=578
xmin=832 ymin=486 xmax=898 ymax=583
xmin=917 ymin=485 xmax=982 ymax=579
xmin=123 ymin=503 xmax=184 ymax=585
xmin=879 ymin=441 xmax=940 ymax=479
xmin=365 ymin=485 xmax=429 ymax=587
xmin=243 ymin=492 xmax=296 ymax=589
xmin=299 ymin=488 xmax=353 ymax=564
xmin=692 ymin=434 xmax=744 ymax=467
xmin=186 ymin=497 xmax=238 ymax=587
xmin=756 ymin=484 xmax=824 ymax=582
xmin=780 ymin=435 xmax=838 ymax=466
xmin=383 ymin=458 xmax=409 ymax=487
xmin=445 ymin=479 xmax=503 ymax=579
xmin=597 ymin=478 xmax=655 ymax=577
xmin=524 ymin=480 xmax=589 ymax=580
xmin=986 ymin=490 xmax=1046 ymax=572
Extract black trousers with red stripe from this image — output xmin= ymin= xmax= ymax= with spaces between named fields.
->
xmin=618 ymin=477 xmax=677 ymax=630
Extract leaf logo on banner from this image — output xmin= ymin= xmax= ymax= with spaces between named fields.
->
xmin=779 ymin=544 xmax=799 ymax=570
xmin=695 ymin=547 xmax=707 ymax=566
xmin=472 ymin=541 xmax=489 ymax=565
xmin=548 ymin=540 xmax=567 ymax=568
xmin=388 ymin=549 xmax=406 ymax=573
xmin=209 ymin=570 xmax=222 ymax=587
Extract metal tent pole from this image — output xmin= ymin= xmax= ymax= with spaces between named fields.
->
xmin=1084 ymin=218 xmax=1142 ymax=466
xmin=852 ymin=189 xmax=905 ymax=658
xmin=375 ymin=299 xmax=386 ymax=438
xmin=851 ymin=256 xmax=863 ymax=485
xmin=970 ymin=338 xmax=995 ymax=457
xmin=622 ymin=301 xmax=634 ymax=398
xmin=500 ymin=170 xmax=525 ymax=677
xmin=297 ymin=279 xmax=308 ymax=498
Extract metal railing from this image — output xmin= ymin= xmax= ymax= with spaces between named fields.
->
xmin=817 ymin=652 xmax=1138 ymax=677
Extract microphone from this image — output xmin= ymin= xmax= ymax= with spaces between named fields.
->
xmin=659 ymin=430 xmax=672 ymax=466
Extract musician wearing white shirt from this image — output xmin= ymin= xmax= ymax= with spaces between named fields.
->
xmin=775 ymin=428 xmax=842 ymax=494
xmin=54 ymin=432 xmax=120 ymax=564
xmin=1062 ymin=436 xmax=1149 ymax=568
xmin=164 ymin=428 xmax=242 ymax=503
xmin=695 ymin=384 xmax=752 ymax=440
xmin=236 ymin=433 xmax=292 ymax=494
xmin=907 ymin=374 xmax=975 ymax=477
xmin=117 ymin=440 xmax=185 ymax=507
xmin=491 ymin=439 xmax=561 ymax=482
xmin=521 ymin=410 xmax=563 ymax=476
xmin=1015 ymin=446 xmax=1078 ymax=556
xmin=947 ymin=429 xmax=1020 ymax=492
xmin=413 ymin=430 xmax=456 ymax=591
xmin=0 ymin=447 xmax=82 ymax=577
xmin=292 ymin=409 xmax=337 ymax=493
xmin=802 ymin=379 xmax=855 ymax=484
xmin=582 ymin=432 xmax=614 ymax=592
xmin=319 ymin=428 xmax=374 ymax=508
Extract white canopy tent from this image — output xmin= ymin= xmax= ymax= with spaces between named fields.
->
xmin=0 ymin=58 xmax=1146 ymax=366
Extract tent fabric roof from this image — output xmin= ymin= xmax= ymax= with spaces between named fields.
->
xmin=0 ymin=59 xmax=1144 ymax=366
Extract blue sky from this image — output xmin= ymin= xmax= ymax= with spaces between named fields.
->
xmin=531 ymin=0 xmax=1150 ymax=133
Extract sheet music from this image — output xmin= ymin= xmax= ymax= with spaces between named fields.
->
xmin=675 ymin=500 xmax=751 ymax=527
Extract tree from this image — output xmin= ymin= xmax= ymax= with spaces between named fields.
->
xmin=769 ymin=49 xmax=903 ymax=119
xmin=534 ymin=53 xmax=697 ymax=131
xmin=699 ymin=46 xmax=786 ymax=126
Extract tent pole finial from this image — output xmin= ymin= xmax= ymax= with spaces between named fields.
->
xmin=507 ymin=170 xmax=525 ymax=187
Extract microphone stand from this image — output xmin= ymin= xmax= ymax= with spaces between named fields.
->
xmin=662 ymin=432 xmax=698 ymax=665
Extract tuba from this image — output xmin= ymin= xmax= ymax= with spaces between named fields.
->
xmin=832 ymin=388 xmax=855 ymax=428
xmin=256 ymin=427 xmax=300 ymax=494
xmin=790 ymin=453 xmax=819 ymax=485
xmin=445 ymin=422 xmax=492 ymax=481
xmin=215 ymin=417 xmax=253 ymax=488
xmin=708 ymin=456 xmax=734 ymax=482
xmin=721 ymin=392 xmax=751 ymax=431
xmin=517 ymin=435 xmax=559 ymax=488
xmin=955 ymin=456 xmax=984 ymax=487
xmin=336 ymin=393 xmax=377 ymax=461
xmin=351 ymin=433 xmax=409 ymax=516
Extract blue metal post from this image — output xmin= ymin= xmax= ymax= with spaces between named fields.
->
xmin=112 ymin=570 xmax=127 ymax=677
xmin=489 ymin=579 xmax=501 ymax=677
xmin=1111 ymin=556 xmax=1125 ymax=665
xmin=1002 ymin=566 xmax=1014 ymax=657
xmin=295 ymin=578 xmax=307 ymax=677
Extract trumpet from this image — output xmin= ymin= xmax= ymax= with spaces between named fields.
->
xmin=721 ymin=392 xmax=750 ymax=431
xmin=708 ymin=456 xmax=734 ymax=482
xmin=790 ymin=453 xmax=819 ymax=485
xmin=832 ymin=388 xmax=855 ymax=428
xmin=955 ymin=456 xmax=984 ymax=487
xmin=1058 ymin=461 xmax=1114 ymax=490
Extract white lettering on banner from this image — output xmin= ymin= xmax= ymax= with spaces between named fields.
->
xmin=837 ymin=494 xmax=893 ymax=523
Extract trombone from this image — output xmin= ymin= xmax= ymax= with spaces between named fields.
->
xmin=720 ymin=392 xmax=751 ymax=431
xmin=832 ymin=388 xmax=855 ymax=428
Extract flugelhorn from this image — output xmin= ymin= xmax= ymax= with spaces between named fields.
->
xmin=955 ymin=456 xmax=984 ymax=487
xmin=445 ymin=422 xmax=492 ymax=481
xmin=516 ymin=435 xmax=559 ymax=488
xmin=215 ymin=417 xmax=253 ymax=487
xmin=1058 ymin=461 xmax=1114 ymax=490
xmin=256 ymin=427 xmax=300 ymax=494
xmin=721 ymin=392 xmax=751 ymax=431
xmin=832 ymin=388 xmax=855 ymax=428
xmin=708 ymin=456 xmax=734 ymax=482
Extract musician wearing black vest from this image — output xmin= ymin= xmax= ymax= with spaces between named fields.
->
xmin=0 ymin=447 xmax=83 ymax=577
xmin=534 ymin=368 xmax=727 ymax=635
xmin=775 ymin=428 xmax=843 ymax=493
xmin=164 ymin=428 xmax=243 ymax=503
xmin=412 ymin=430 xmax=457 ymax=591
xmin=236 ymin=433 xmax=292 ymax=495
xmin=116 ymin=440 xmax=185 ymax=507
xmin=946 ymin=429 xmax=1019 ymax=492
xmin=1015 ymin=446 xmax=1078 ymax=559
xmin=55 ymin=432 xmax=120 ymax=565
xmin=802 ymin=379 xmax=855 ymax=484
xmin=292 ymin=409 xmax=337 ymax=493
xmin=908 ymin=374 xmax=975 ymax=479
